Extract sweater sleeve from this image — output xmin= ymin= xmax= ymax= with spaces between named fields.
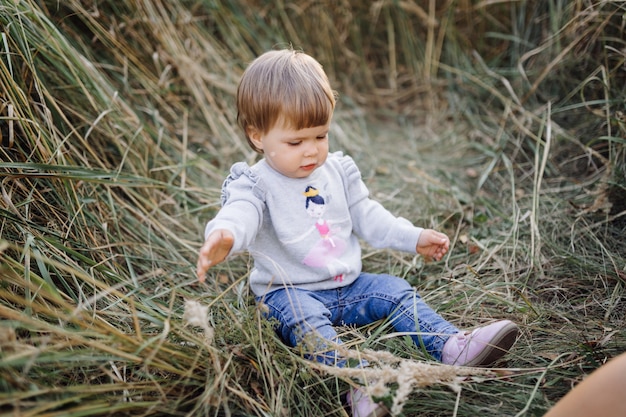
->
xmin=339 ymin=155 xmax=423 ymax=253
xmin=203 ymin=162 xmax=265 ymax=256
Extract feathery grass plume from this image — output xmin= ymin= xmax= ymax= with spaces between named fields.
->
xmin=309 ymin=346 xmax=494 ymax=415
xmin=183 ymin=299 xmax=214 ymax=344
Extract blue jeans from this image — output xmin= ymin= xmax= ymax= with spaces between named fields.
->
xmin=256 ymin=272 xmax=459 ymax=366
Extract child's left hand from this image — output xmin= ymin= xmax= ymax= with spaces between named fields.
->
xmin=416 ymin=229 xmax=449 ymax=261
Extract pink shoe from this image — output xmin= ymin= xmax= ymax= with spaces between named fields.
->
xmin=347 ymin=388 xmax=389 ymax=417
xmin=441 ymin=320 xmax=518 ymax=366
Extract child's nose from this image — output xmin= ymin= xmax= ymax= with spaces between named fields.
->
xmin=303 ymin=141 xmax=319 ymax=157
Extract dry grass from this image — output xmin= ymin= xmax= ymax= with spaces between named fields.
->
xmin=1 ymin=0 xmax=625 ymax=416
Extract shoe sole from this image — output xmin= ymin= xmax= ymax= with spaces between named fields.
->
xmin=370 ymin=407 xmax=390 ymax=417
xmin=358 ymin=406 xmax=390 ymax=417
xmin=464 ymin=321 xmax=519 ymax=367
xmin=347 ymin=391 xmax=390 ymax=417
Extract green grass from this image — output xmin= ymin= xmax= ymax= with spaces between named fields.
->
xmin=1 ymin=0 xmax=625 ymax=416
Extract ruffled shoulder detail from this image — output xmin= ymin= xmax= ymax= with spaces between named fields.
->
xmin=334 ymin=151 xmax=362 ymax=183
xmin=220 ymin=162 xmax=267 ymax=206
xmin=327 ymin=151 xmax=369 ymax=204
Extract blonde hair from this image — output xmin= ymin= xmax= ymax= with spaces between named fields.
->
xmin=236 ymin=49 xmax=337 ymax=153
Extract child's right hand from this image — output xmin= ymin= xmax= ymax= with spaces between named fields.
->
xmin=196 ymin=229 xmax=234 ymax=282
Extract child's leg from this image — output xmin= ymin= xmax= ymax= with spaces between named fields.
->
xmin=340 ymin=273 xmax=518 ymax=366
xmin=258 ymin=287 xmax=348 ymax=366
xmin=339 ymin=273 xmax=459 ymax=361
xmin=259 ymin=287 xmax=388 ymax=416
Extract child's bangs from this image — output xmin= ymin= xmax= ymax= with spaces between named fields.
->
xmin=279 ymin=83 xmax=335 ymax=130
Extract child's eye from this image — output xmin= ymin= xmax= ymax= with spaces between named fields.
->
xmin=316 ymin=134 xmax=328 ymax=140
xmin=288 ymin=141 xmax=302 ymax=146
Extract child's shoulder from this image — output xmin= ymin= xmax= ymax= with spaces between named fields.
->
xmin=223 ymin=161 xmax=258 ymax=185
xmin=220 ymin=161 xmax=267 ymax=205
xmin=325 ymin=151 xmax=362 ymax=180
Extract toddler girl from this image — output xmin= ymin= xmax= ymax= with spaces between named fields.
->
xmin=197 ymin=48 xmax=518 ymax=417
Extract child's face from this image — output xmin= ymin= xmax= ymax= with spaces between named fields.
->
xmin=248 ymin=119 xmax=330 ymax=178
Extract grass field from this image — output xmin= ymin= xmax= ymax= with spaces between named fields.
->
xmin=1 ymin=0 xmax=625 ymax=416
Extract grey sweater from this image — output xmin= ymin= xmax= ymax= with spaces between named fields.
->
xmin=204 ymin=152 xmax=423 ymax=296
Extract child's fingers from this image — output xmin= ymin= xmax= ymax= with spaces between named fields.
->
xmin=196 ymin=242 xmax=215 ymax=281
xmin=196 ymin=230 xmax=234 ymax=282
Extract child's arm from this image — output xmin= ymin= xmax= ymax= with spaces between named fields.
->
xmin=416 ymin=229 xmax=450 ymax=261
xmin=196 ymin=229 xmax=235 ymax=282
xmin=338 ymin=153 xmax=447 ymax=258
xmin=196 ymin=164 xmax=266 ymax=282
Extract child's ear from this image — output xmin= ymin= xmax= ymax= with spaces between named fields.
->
xmin=247 ymin=126 xmax=263 ymax=151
